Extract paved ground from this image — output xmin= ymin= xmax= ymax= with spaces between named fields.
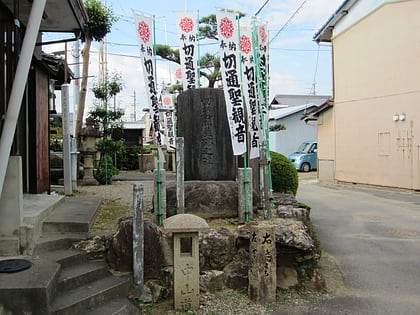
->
xmin=279 ymin=175 xmax=420 ymax=315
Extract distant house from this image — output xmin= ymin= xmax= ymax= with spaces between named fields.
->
xmin=271 ymin=94 xmax=331 ymax=108
xmin=268 ymin=94 xmax=330 ymax=156
xmin=310 ymin=0 xmax=420 ymax=189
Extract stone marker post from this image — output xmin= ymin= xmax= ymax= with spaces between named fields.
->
xmin=176 ymin=137 xmax=185 ymax=214
xmin=163 ymin=214 xmax=209 ymax=311
xmin=238 ymin=168 xmax=253 ymax=223
xmin=248 ymin=222 xmax=277 ymax=304
xmin=132 ymin=183 xmax=144 ymax=292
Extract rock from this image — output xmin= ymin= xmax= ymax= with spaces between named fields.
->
xmin=223 ymin=258 xmax=249 ymax=290
xmin=271 ymin=218 xmax=315 ymax=252
xmin=141 ymin=280 xmax=169 ymax=303
xmin=106 ymin=218 xmax=165 ymax=278
xmin=277 ymin=205 xmax=310 ymax=220
xmin=277 ymin=266 xmax=298 ymax=289
xmin=273 ymin=193 xmax=298 ymax=207
xmin=166 ymin=181 xmax=238 ymax=218
xmin=106 ymin=218 xmax=133 ymax=271
xmin=72 ymin=235 xmax=107 ymax=259
xmin=199 ymin=228 xmax=237 ymax=271
xmin=200 ymin=270 xmax=225 ymax=293
xmin=144 ymin=220 xmax=165 ymax=280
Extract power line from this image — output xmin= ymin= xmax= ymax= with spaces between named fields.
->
xmin=255 ymin=0 xmax=270 ymax=16
xmin=269 ymin=0 xmax=307 ymax=44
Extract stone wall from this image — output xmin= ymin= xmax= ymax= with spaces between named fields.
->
xmin=102 ymin=192 xmax=323 ymax=302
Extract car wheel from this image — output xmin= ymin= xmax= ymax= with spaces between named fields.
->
xmin=301 ymin=163 xmax=311 ymax=172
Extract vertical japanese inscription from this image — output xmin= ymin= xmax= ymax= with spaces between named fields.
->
xmin=200 ymin=97 xmax=215 ymax=167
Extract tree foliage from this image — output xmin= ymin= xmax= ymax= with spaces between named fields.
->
xmin=155 ymin=12 xmax=244 ymax=88
xmin=82 ymin=0 xmax=118 ymax=42
xmin=76 ymin=0 xmax=118 ymax=140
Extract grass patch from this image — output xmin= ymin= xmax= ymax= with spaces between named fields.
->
xmin=91 ymin=201 xmax=131 ymax=233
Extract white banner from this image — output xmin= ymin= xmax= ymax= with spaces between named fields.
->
xmin=164 ymin=111 xmax=176 ymax=151
xmin=240 ymin=22 xmax=260 ymax=159
xmin=133 ymin=12 xmax=162 ymax=145
xmin=176 ymin=12 xmax=199 ymax=90
xmin=254 ymin=20 xmax=269 ymax=127
xmin=216 ymin=10 xmax=247 ymax=156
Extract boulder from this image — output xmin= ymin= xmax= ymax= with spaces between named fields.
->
xmin=199 ymin=227 xmax=237 ymax=271
xmin=166 ymin=181 xmax=238 ymax=218
xmin=106 ymin=217 xmax=133 ymax=272
xmin=223 ymin=257 xmax=249 ymax=290
xmin=273 ymin=193 xmax=299 ymax=207
xmin=141 ymin=280 xmax=169 ymax=303
xmin=277 ymin=266 xmax=298 ymax=289
xmin=271 ymin=218 xmax=315 ymax=252
xmin=277 ymin=205 xmax=310 ymax=220
xmin=200 ymin=270 xmax=225 ymax=293
xmin=106 ymin=218 xmax=165 ymax=278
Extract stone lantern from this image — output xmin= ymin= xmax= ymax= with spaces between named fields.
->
xmin=163 ymin=214 xmax=209 ymax=311
xmin=79 ymin=116 xmax=101 ymax=185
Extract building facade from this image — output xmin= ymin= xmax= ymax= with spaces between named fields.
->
xmin=313 ymin=0 xmax=420 ymax=189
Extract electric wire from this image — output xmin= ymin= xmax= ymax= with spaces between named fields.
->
xmin=269 ymin=0 xmax=307 ymax=44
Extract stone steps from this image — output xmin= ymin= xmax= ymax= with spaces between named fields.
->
xmin=0 ymin=195 xmax=141 ymax=314
xmin=50 ymin=273 xmax=131 ymax=315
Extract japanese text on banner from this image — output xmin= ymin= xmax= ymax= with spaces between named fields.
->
xmin=240 ymin=22 xmax=261 ymax=160
xmin=254 ymin=20 xmax=270 ymax=127
xmin=176 ymin=12 xmax=199 ymax=90
xmin=216 ymin=10 xmax=247 ymax=156
xmin=133 ymin=12 xmax=161 ymax=145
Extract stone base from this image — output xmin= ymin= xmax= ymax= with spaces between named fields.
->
xmin=0 ymin=237 xmax=19 ymax=256
xmin=166 ymin=181 xmax=238 ymax=219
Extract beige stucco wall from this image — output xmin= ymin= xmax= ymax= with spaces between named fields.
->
xmin=332 ymin=0 xmax=420 ymax=190
xmin=317 ymin=108 xmax=335 ymax=184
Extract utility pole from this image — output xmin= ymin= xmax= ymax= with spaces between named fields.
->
xmin=133 ymin=90 xmax=137 ymax=121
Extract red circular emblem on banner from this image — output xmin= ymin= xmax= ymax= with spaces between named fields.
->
xmin=240 ymin=35 xmax=252 ymax=54
xmin=219 ymin=17 xmax=234 ymax=38
xmin=179 ymin=17 xmax=194 ymax=33
xmin=175 ymin=68 xmax=182 ymax=79
xmin=259 ymin=25 xmax=267 ymax=43
xmin=137 ymin=21 xmax=150 ymax=43
xmin=163 ymin=96 xmax=172 ymax=106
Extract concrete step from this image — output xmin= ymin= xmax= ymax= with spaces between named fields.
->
xmin=58 ymin=260 xmax=109 ymax=293
xmin=50 ymin=275 xmax=131 ymax=315
xmin=85 ymin=298 xmax=142 ymax=315
xmin=42 ymin=197 xmax=102 ymax=233
xmin=33 ymin=232 xmax=88 ymax=254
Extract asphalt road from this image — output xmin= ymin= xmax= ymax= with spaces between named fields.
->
xmin=284 ymin=176 xmax=420 ymax=314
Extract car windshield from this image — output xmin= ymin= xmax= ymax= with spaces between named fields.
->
xmin=296 ymin=142 xmax=312 ymax=153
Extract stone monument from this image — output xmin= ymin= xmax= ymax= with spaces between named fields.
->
xmin=248 ymin=221 xmax=277 ymax=304
xmin=177 ymin=88 xmax=236 ymax=180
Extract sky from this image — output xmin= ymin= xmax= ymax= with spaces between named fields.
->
xmin=42 ymin=0 xmax=343 ymax=121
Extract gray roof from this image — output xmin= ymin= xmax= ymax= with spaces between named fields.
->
xmin=313 ymin=0 xmax=359 ymax=43
xmin=269 ymin=103 xmax=318 ymax=121
xmin=270 ymin=94 xmax=330 ymax=107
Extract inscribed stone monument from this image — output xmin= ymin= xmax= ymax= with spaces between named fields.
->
xmin=177 ymin=88 xmax=236 ymax=180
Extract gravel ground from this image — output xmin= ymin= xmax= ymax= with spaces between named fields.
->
xmin=75 ymin=171 xmax=344 ymax=314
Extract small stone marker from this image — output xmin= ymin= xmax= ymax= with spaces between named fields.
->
xmin=248 ymin=222 xmax=277 ymax=304
xmin=163 ymin=214 xmax=209 ymax=311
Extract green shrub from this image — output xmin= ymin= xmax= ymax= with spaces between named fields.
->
xmin=116 ymin=147 xmax=140 ymax=170
xmin=94 ymin=154 xmax=119 ymax=185
xmin=270 ymin=151 xmax=299 ymax=195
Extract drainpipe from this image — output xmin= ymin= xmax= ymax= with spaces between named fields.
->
xmin=0 ymin=0 xmax=47 ymax=197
